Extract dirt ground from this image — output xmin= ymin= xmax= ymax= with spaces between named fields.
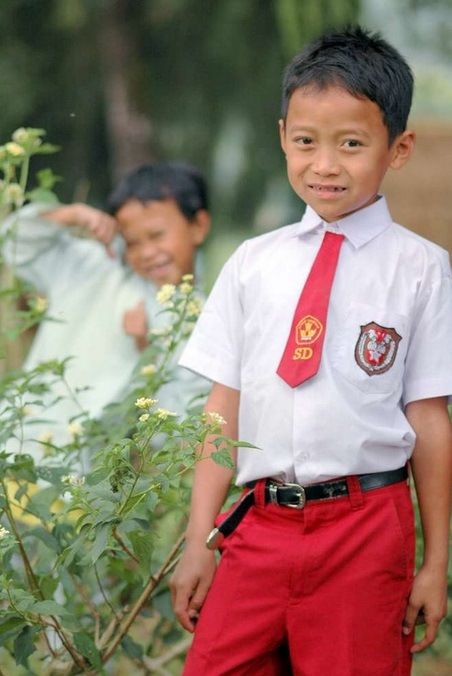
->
xmin=382 ymin=120 xmax=452 ymax=254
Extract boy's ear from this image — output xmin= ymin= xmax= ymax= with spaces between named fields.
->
xmin=279 ymin=119 xmax=287 ymax=155
xmin=191 ymin=209 xmax=211 ymax=245
xmin=389 ymin=129 xmax=415 ymax=170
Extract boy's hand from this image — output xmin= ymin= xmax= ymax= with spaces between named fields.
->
xmin=169 ymin=542 xmax=217 ymax=632
xmin=44 ymin=203 xmax=118 ymax=256
xmin=122 ymin=300 xmax=148 ymax=351
xmin=402 ymin=564 xmax=448 ymax=652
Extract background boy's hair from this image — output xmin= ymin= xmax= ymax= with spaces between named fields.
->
xmin=281 ymin=25 xmax=414 ymax=145
xmin=108 ymin=162 xmax=209 ymax=219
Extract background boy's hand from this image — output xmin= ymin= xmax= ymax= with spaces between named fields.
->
xmin=44 ymin=203 xmax=118 ymax=256
xmin=122 ymin=300 xmax=149 ymax=351
xmin=402 ymin=564 xmax=448 ymax=652
xmin=169 ymin=543 xmax=217 ymax=632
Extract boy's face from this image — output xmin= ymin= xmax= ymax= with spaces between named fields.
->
xmin=279 ymin=86 xmax=414 ymax=222
xmin=116 ymin=198 xmax=210 ymax=286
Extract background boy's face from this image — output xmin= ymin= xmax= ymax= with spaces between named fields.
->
xmin=279 ymin=85 xmax=413 ymax=222
xmin=117 ymin=198 xmax=209 ymax=286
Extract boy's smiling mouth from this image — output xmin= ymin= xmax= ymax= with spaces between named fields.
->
xmin=308 ymin=183 xmax=347 ymax=195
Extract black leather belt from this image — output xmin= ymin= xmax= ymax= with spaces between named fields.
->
xmin=206 ymin=466 xmax=408 ymax=550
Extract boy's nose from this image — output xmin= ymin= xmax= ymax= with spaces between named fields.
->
xmin=138 ymin=242 xmax=158 ymax=260
xmin=311 ymin=149 xmax=340 ymax=176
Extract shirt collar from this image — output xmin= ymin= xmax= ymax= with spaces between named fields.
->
xmin=294 ymin=195 xmax=393 ymax=249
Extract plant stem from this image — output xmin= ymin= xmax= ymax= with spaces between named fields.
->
xmin=141 ymin=635 xmax=192 ymax=672
xmin=94 ymin=564 xmax=121 ymax=621
xmin=0 ymin=479 xmax=87 ymax=671
xmin=112 ymin=526 xmax=139 ymax=563
xmin=101 ymin=532 xmax=185 ymax=664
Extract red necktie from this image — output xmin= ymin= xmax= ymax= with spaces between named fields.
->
xmin=277 ymin=231 xmax=345 ymax=387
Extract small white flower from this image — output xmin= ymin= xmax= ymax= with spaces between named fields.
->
xmin=5 ymin=142 xmax=26 ymax=156
xmin=38 ymin=431 xmax=54 ymax=445
xmin=4 ymin=183 xmax=24 ymax=206
xmin=156 ymin=408 xmax=177 ymax=420
xmin=186 ymin=298 xmax=203 ymax=318
xmin=179 ymin=282 xmax=193 ymax=295
xmin=33 ymin=296 xmax=48 ymax=313
xmin=140 ymin=364 xmax=157 ymax=376
xmin=21 ymin=405 xmax=35 ymax=418
xmin=181 ymin=273 xmax=194 ymax=282
xmin=62 ymin=474 xmax=85 ymax=487
xmin=149 ymin=326 xmax=171 ymax=337
xmin=139 ymin=413 xmax=150 ymax=423
xmin=68 ymin=421 xmax=82 ymax=438
xmin=0 ymin=526 xmax=10 ymax=539
xmin=12 ymin=128 xmax=30 ymax=144
xmin=156 ymin=284 xmax=176 ymax=305
xmin=135 ymin=397 xmax=158 ymax=409
xmin=206 ymin=411 xmax=227 ymax=426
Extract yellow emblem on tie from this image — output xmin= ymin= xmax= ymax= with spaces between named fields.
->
xmin=295 ymin=315 xmax=323 ymax=345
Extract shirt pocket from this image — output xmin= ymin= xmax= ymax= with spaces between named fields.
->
xmin=329 ymin=302 xmax=408 ymax=394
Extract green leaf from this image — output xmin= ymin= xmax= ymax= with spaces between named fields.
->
xmin=129 ymin=531 xmax=153 ymax=578
xmin=23 ymin=527 xmax=59 ymax=553
xmin=14 ymin=482 xmax=28 ymax=501
xmin=211 ymin=449 xmax=235 ymax=470
xmin=31 ymin=600 xmax=69 ymax=618
xmin=38 ymin=574 xmax=59 ymax=599
xmin=26 ymin=187 xmax=59 ymax=204
xmin=26 ymin=486 xmax=60 ymax=520
xmin=82 ymin=524 xmax=109 ymax=565
xmin=120 ymin=490 xmax=149 ymax=516
xmin=73 ymin=632 xmax=102 ymax=670
xmin=13 ymin=625 xmax=37 ymax=667
xmin=230 ymin=439 xmax=260 ymax=449
xmin=0 ymin=616 xmax=27 ymax=645
xmin=121 ymin=635 xmax=143 ymax=659
xmin=36 ymin=465 xmax=68 ymax=485
xmin=36 ymin=167 xmax=62 ymax=189
xmin=86 ymin=466 xmax=110 ymax=485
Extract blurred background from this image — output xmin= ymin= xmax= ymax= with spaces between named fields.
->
xmin=0 ymin=0 xmax=450 ymax=289
xmin=0 ymin=1 xmax=451 ymax=673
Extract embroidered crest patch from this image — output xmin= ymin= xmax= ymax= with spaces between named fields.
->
xmin=295 ymin=315 xmax=323 ymax=345
xmin=354 ymin=322 xmax=402 ymax=376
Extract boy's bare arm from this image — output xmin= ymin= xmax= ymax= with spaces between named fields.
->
xmin=43 ymin=203 xmax=118 ymax=254
xmin=170 ymin=382 xmax=240 ymax=632
xmin=404 ymin=396 xmax=452 ymax=652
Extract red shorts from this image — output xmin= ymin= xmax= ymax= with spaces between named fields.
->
xmin=184 ymin=479 xmax=415 ymax=675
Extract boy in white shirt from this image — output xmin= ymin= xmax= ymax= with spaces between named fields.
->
xmin=2 ymin=162 xmax=210 ymax=453
xmin=170 ymin=27 xmax=452 ymax=675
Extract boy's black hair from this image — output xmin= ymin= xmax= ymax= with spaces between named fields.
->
xmin=107 ymin=162 xmax=208 ymax=219
xmin=281 ymin=25 xmax=414 ymax=144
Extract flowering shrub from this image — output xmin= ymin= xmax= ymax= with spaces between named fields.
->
xmin=0 ymin=130 xmax=251 ymax=674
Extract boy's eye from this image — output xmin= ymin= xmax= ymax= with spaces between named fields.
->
xmin=295 ymin=136 xmax=313 ymax=146
xmin=343 ymin=139 xmax=362 ymax=148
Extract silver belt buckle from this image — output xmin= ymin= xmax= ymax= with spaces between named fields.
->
xmin=283 ymin=482 xmax=306 ymax=509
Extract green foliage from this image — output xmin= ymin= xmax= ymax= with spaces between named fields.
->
xmin=0 ymin=133 xmax=244 ymax=673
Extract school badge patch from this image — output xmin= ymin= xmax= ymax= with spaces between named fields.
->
xmin=295 ymin=315 xmax=323 ymax=345
xmin=354 ymin=322 xmax=402 ymax=376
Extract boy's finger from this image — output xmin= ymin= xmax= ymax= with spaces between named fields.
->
xmin=411 ymin=620 xmax=439 ymax=653
xmin=172 ymin=583 xmax=198 ymax=632
xmin=402 ymin=600 xmax=420 ymax=635
xmin=188 ymin=579 xmax=211 ymax=613
xmin=105 ymin=243 xmax=116 ymax=258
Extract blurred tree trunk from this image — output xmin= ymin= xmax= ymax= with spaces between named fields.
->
xmin=99 ymin=0 xmax=155 ymax=181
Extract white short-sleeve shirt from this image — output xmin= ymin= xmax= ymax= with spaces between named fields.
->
xmin=180 ymin=197 xmax=452 ymax=486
